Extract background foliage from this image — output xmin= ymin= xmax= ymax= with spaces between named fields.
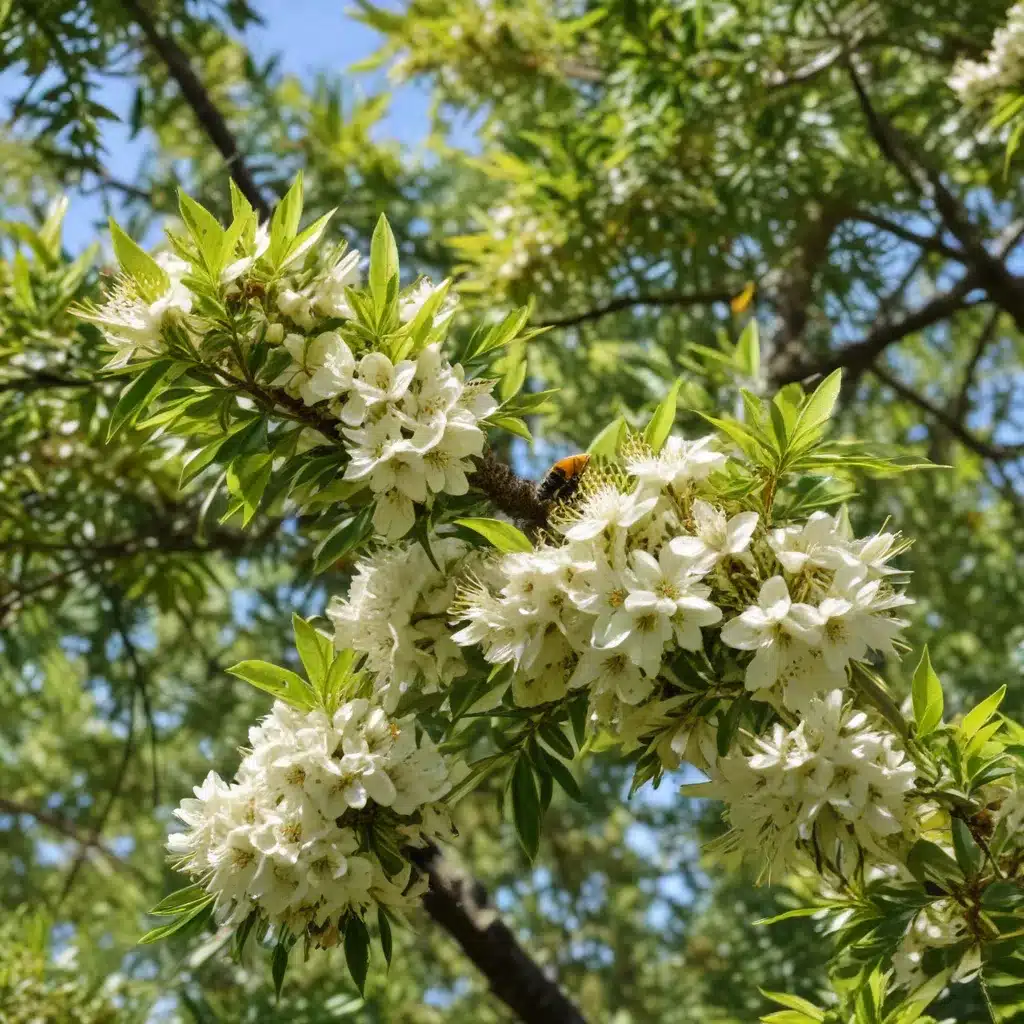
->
xmin=2 ymin=1 xmax=1023 ymax=1020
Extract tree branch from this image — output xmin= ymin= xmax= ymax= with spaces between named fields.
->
xmin=772 ymin=274 xmax=981 ymax=384
xmin=0 ymin=372 xmax=96 ymax=393
xmin=118 ymin=0 xmax=271 ymax=219
xmin=538 ymin=288 xmax=734 ymax=329
xmin=411 ymin=843 xmax=588 ymax=1024
xmin=853 ymin=210 xmax=964 ymax=261
xmin=0 ymin=797 xmax=145 ymax=882
xmin=845 ymin=59 xmax=1024 ymax=330
xmin=870 ymin=362 xmax=1022 ymax=462
xmin=952 ymin=307 xmax=1001 ymax=424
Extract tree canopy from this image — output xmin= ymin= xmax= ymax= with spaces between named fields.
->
xmin=3 ymin=2 xmax=1024 ymax=1022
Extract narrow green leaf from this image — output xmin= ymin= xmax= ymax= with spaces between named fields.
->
xmin=538 ymin=722 xmax=575 ymax=760
xmin=643 ymin=376 xmax=682 ymax=452
xmin=377 ymin=907 xmax=393 ymax=968
xmin=227 ymin=660 xmax=311 ymax=707
xmin=950 ymin=818 xmax=983 ymax=877
xmin=569 ymin=693 xmax=589 ymax=749
xmin=292 ymin=614 xmax=332 ymax=688
xmin=735 ymin=319 xmax=761 ymax=379
xmin=138 ymin=896 xmax=214 ymax=944
xmin=344 ymin=916 xmax=371 ymax=994
xmin=911 ymin=646 xmax=944 ymax=737
xmin=148 ymin=884 xmax=209 ymax=916
xmin=454 ymin=517 xmax=533 ymax=553
xmin=109 ymin=218 xmax=169 ymax=301
xmin=272 ymin=938 xmax=290 ymax=999
xmin=282 ymin=209 xmax=336 ymax=269
xmin=754 ymin=906 xmax=823 ymax=927
xmin=962 ymin=686 xmax=1006 ymax=740
xmin=511 ymin=755 xmax=541 ymax=859
xmin=107 ymin=359 xmax=175 ymax=440
xmin=589 ymin=416 xmax=627 ymax=457
xmin=178 ymin=192 xmax=225 ymax=273
xmin=792 ymin=369 xmax=842 ymax=443
xmin=313 ymin=505 xmax=375 ymax=573
xmin=759 ymin=990 xmax=824 ymax=1021
xmin=537 ymin=747 xmax=583 ymax=802
xmin=269 ymin=172 xmax=304 ymax=267
xmin=369 ymin=213 xmax=399 ymax=308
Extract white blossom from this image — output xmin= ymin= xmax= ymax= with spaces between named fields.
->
xmin=697 ymin=690 xmax=918 ymax=876
xmin=950 ymin=4 xmax=1024 ymax=105
xmin=669 ymin=499 xmax=759 ymax=571
xmin=273 ymin=330 xmax=355 ymax=406
xmin=626 ymin=434 xmax=727 ymax=495
xmin=168 ymin=697 xmax=458 ymax=940
xmin=892 ymin=900 xmax=979 ymax=991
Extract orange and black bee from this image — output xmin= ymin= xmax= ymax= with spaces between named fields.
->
xmin=537 ymin=453 xmax=590 ymax=503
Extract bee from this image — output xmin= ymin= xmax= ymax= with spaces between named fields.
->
xmin=537 ymin=453 xmax=590 ymax=503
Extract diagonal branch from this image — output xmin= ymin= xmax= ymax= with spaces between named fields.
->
xmin=0 ymin=797 xmax=146 ymax=881
xmin=869 ymin=363 xmax=1023 ymax=462
xmin=412 ymin=843 xmax=588 ymax=1024
xmin=0 ymin=372 xmax=96 ymax=393
xmin=952 ymin=307 xmax=1001 ymax=424
xmin=853 ymin=211 xmax=964 ymax=261
xmin=845 ymin=60 xmax=1024 ymax=330
xmin=772 ymin=274 xmax=981 ymax=384
xmin=538 ymin=288 xmax=734 ymax=328
xmin=118 ymin=0 xmax=271 ymax=219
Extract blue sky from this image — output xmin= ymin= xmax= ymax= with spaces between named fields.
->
xmin=3 ymin=2 xmax=432 ymax=251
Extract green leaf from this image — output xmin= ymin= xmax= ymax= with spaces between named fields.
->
xmin=569 ymin=694 xmax=589 ymax=749
xmin=148 ymin=884 xmax=209 ymax=916
xmin=759 ymin=991 xmax=825 ymax=1021
xmin=11 ymin=251 xmax=36 ymax=312
xmin=760 ymin=1013 xmax=820 ymax=1024
xmin=283 ymin=209 xmax=336 ymax=269
xmin=911 ymin=646 xmax=944 ymax=737
xmin=643 ymin=376 xmax=682 ymax=452
xmin=369 ymin=214 xmax=400 ymax=310
xmin=537 ymin=747 xmax=583 ymax=802
xmin=292 ymin=614 xmax=333 ymax=689
xmin=906 ymin=839 xmax=962 ymax=887
xmin=272 ymin=937 xmax=290 ymax=999
xmin=107 ymin=359 xmax=176 ymax=440
xmin=109 ymin=218 xmax=169 ymax=301
xmin=511 ymin=755 xmax=541 ymax=859
xmin=268 ymin=172 xmax=304 ymax=267
xmin=344 ymin=916 xmax=371 ymax=994
xmin=754 ymin=906 xmax=824 ymax=927
xmin=227 ymin=660 xmax=311 ymax=708
xmin=589 ymin=416 xmax=627 ymax=457
xmin=313 ymin=505 xmax=375 ymax=573
xmin=178 ymin=192 xmax=225 ymax=274
xmin=950 ymin=818 xmax=983 ymax=877
xmin=538 ymin=722 xmax=575 ymax=760
xmin=454 ymin=517 xmax=533 ymax=553
xmin=138 ymin=895 xmax=214 ymax=944
xmin=735 ymin=319 xmax=761 ymax=379
xmin=961 ymin=685 xmax=1006 ymax=740
xmin=792 ymin=369 xmax=842 ymax=444
xmin=377 ymin=907 xmax=393 ymax=968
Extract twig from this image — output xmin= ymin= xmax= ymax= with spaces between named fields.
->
xmin=870 ymin=362 xmax=1023 ymax=462
xmin=118 ymin=0 xmax=270 ymax=219
xmin=952 ymin=308 xmax=1001 ymax=424
xmin=853 ymin=210 xmax=964 ymax=261
xmin=772 ymin=274 xmax=981 ymax=384
xmin=538 ymin=288 xmax=734 ymax=329
xmin=0 ymin=797 xmax=146 ymax=882
xmin=0 ymin=372 xmax=96 ymax=393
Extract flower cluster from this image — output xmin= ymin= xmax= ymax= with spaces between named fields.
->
xmin=697 ymin=690 xmax=919 ymax=876
xmin=892 ymin=899 xmax=979 ymax=991
xmin=451 ymin=434 xmax=912 ymax=729
xmin=81 ymin=252 xmax=193 ymax=367
xmin=168 ymin=698 xmax=457 ymax=943
xmin=950 ymin=3 xmax=1024 ymax=104
xmin=80 ymin=214 xmax=500 ymax=542
xmin=328 ymin=535 xmax=492 ymax=710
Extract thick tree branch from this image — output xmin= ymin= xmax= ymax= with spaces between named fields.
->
xmin=539 ymin=288 xmax=734 ymax=328
xmin=411 ymin=843 xmax=588 ymax=1024
xmin=772 ymin=274 xmax=981 ymax=385
xmin=870 ymin=363 xmax=1023 ymax=462
xmin=119 ymin=0 xmax=271 ymax=219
